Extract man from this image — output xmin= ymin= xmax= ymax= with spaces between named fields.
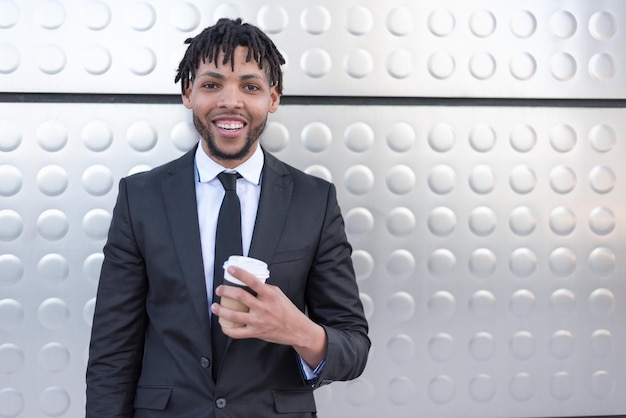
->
xmin=86 ymin=18 xmax=370 ymax=417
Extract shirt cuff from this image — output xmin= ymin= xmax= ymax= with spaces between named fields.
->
xmin=299 ymin=355 xmax=326 ymax=383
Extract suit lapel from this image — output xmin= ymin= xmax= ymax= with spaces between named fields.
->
xmin=161 ymin=147 xmax=211 ymax=334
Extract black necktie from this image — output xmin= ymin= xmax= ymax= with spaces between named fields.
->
xmin=211 ymin=171 xmax=242 ymax=380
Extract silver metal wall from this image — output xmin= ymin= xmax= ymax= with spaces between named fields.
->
xmin=1 ymin=1 xmax=624 ymax=417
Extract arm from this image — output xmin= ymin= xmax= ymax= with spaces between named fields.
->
xmin=86 ymin=178 xmax=148 ymax=417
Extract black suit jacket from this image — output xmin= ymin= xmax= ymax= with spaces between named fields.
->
xmin=86 ymin=146 xmax=370 ymax=417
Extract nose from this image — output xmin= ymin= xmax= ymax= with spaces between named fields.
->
xmin=217 ymin=85 xmax=243 ymax=109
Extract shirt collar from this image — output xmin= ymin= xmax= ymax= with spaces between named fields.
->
xmin=195 ymin=143 xmax=264 ymax=186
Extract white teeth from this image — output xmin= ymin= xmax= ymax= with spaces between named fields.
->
xmin=216 ymin=122 xmax=243 ymax=130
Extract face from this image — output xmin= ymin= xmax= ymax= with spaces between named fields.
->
xmin=182 ymin=46 xmax=280 ymax=168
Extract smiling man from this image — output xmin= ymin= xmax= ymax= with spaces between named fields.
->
xmin=86 ymin=18 xmax=370 ymax=418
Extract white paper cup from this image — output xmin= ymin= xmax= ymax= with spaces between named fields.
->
xmin=219 ymin=256 xmax=269 ymax=328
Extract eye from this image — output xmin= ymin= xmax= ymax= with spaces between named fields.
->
xmin=202 ymin=82 xmax=219 ymax=89
xmin=244 ymin=84 xmax=261 ymax=91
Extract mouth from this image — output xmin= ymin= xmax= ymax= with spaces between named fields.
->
xmin=214 ymin=117 xmax=247 ymax=136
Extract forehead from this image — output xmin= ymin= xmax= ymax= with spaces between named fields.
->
xmin=196 ymin=46 xmax=271 ymax=80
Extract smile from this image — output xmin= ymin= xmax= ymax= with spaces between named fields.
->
xmin=216 ymin=121 xmax=244 ymax=131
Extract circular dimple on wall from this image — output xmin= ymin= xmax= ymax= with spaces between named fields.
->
xmin=37 ymin=120 xmax=68 ymax=152
xmin=344 ymin=5 xmax=373 ymax=36
xmin=83 ymin=252 xmax=104 ymax=283
xmin=344 ymin=49 xmax=373 ymax=79
xmin=0 ymin=388 xmax=24 ymax=416
xmin=37 ymin=165 xmax=69 ymax=196
xmin=549 ymin=247 xmax=576 ymax=277
xmin=386 ymin=122 xmax=415 ymax=152
xmin=0 ymin=165 xmax=22 ymax=196
xmin=0 ymin=120 xmax=22 ymax=151
xmin=126 ymin=1 xmax=156 ymax=31
xmin=550 ymin=289 xmax=576 ymax=316
xmin=83 ymin=297 xmax=96 ymax=326
xmin=169 ymin=1 xmax=200 ymax=32
xmin=588 ymin=53 xmax=615 ymax=81
xmin=549 ymin=206 xmax=576 ymax=235
xmin=126 ymin=47 xmax=157 ymax=76
xmin=0 ymin=254 xmax=23 ymax=286
xmin=344 ymin=165 xmax=374 ymax=195
xmin=386 ymin=250 xmax=415 ymax=280
xmin=388 ymin=377 xmax=416 ymax=406
xmin=509 ymin=330 xmax=535 ymax=360
xmin=588 ymin=11 xmax=616 ymax=41
xmin=510 ymin=124 xmax=536 ymax=152
xmin=469 ymin=332 xmax=495 ymax=361
xmin=549 ymin=165 xmax=576 ymax=194
xmin=510 ymin=10 xmax=536 ymax=38
xmin=82 ymin=209 xmax=112 ymax=240
xmin=82 ymin=165 xmax=114 ymax=196
xmin=427 ymin=52 xmax=455 ymax=79
xmin=428 ymin=375 xmax=455 ymax=404
xmin=39 ymin=342 xmax=70 ymax=372
xmin=589 ymin=166 xmax=615 ymax=194
xmin=360 ymin=293 xmax=374 ymax=320
xmin=345 ymin=207 xmax=374 ymax=235
xmin=428 ymin=207 xmax=456 ymax=237
xmin=386 ymin=292 xmax=415 ymax=322
xmin=37 ymin=253 xmax=70 ymax=285
xmin=345 ymin=379 xmax=374 ymax=407
xmin=428 ymin=9 xmax=455 ymax=37
xmin=468 ymin=206 xmax=496 ymax=236
xmin=589 ymin=288 xmax=615 ymax=318
xmin=0 ymin=210 xmax=23 ymax=241
xmin=510 ymin=52 xmax=537 ymax=80
xmin=469 ymin=374 xmax=495 ymax=403
xmin=35 ymin=44 xmax=67 ymax=75
xmin=81 ymin=0 xmax=111 ymax=30
xmin=37 ymin=209 xmax=69 ymax=241
xmin=386 ymin=6 xmax=414 ymax=36
xmin=509 ymin=289 xmax=536 ymax=318
xmin=588 ymin=247 xmax=616 ymax=277
xmin=510 ymin=372 xmax=535 ymax=401
xmin=509 ymin=165 xmax=536 ymax=194
xmin=171 ymin=120 xmax=199 ymax=152
xmin=257 ymin=4 xmax=288 ymax=34
xmin=589 ymin=207 xmax=615 ymax=236
xmin=427 ymin=291 xmax=456 ymax=320
xmin=468 ymin=290 xmax=496 ymax=316
xmin=344 ymin=122 xmax=374 ymax=153
xmin=0 ymin=43 xmax=20 ymax=74
xmin=386 ymin=207 xmax=415 ymax=237
xmin=550 ymin=372 xmax=574 ymax=400
xmin=304 ymin=165 xmax=332 ymax=182
xmin=550 ymin=330 xmax=575 ymax=359
xmin=428 ymin=333 xmax=455 ymax=362
xmin=427 ymin=249 xmax=456 ymax=276
xmin=591 ymin=370 xmax=615 ymax=399
xmin=0 ymin=299 xmax=24 ymax=330
xmin=0 ymin=0 xmax=19 ymax=29
xmin=469 ymin=165 xmax=496 ymax=194
xmin=428 ymin=165 xmax=456 ymax=195
xmin=386 ymin=165 xmax=415 ymax=195
xmin=428 ymin=123 xmax=455 ymax=152
xmin=37 ymin=0 xmax=66 ymax=29
xmin=589 ymin=124 xmax=616 ymax=152
xmin=469 ymin=52 xmax=496 ymax=80
xmin=386 ymin=49 xmax=412 ymax=79
xmin=550 ymin=53 xmax=577 ymax=81
xmin=591 ymin=329 xmax=613 ymax=357
xmin=550 ymin=124 xmax=577 ymax=152
xmin=469 ymin=123 xmax=496 ymax=152
xmin=469 ymin=248 xmax=496 ymax=278
xmin=82 ymin=120 xmax=113 ymax=152
xmin=300 ymin=5 xmax=331 ymax=35
xmin=37 ymin=298 xmax=70 ymax=329
xmin=509 ymin=248 xmax=537 ymax=277
xmin=82 ymin=45 xmax=112 ymax=75
xmin=387 ymin=334 xmax=415 ymax=363
xmin=351 ymin=250 xmax=374 ymax=281
xmin=469 ymin=9 xmax=496 ymax=38
xmin=0 ymin=343 xmax=24 ymax=374
xmin=549 ymin=10 xmax=577 ymax=39
xmin=301 ymin=121 xmax=332 ymax=152
xmin=127 ymin=121 xmax=158 ymax=152
xmin=40 ymin=386 xmax=70 ymax=416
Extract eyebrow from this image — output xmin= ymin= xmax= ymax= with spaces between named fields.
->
xmin=196 ymin=71 xmax=265 ymax=82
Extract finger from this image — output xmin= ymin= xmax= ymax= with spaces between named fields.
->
xmin=227 ymin=266 xmax=267 ymax=293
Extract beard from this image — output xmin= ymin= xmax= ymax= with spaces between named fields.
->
xmin=192 ymin=112 xmax=267 ymax=163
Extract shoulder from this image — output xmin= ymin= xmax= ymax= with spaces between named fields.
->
xmin=123 ymin=146 xmax=196 ymax=187
xmin=263 ymin=148 xmax=333 ymax=193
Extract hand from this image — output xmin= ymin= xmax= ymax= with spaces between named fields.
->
xmin=211 ymin=265 xmax=327 ymax=368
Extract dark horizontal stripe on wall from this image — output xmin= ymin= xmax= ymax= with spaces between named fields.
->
xmin=1 ymin=92 xmax=625 ymax=108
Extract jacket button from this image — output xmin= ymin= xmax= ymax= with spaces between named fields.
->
xmin=201 ymin=357 xmax=210 ymax=368
xmin=215 ymin=398 xmax=227 ymax=409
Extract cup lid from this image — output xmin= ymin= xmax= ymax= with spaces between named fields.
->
xmin=223 ymin=255 xmax=269 ymax=279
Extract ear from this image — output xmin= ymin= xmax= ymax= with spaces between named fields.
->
xmin=268 ymin=85 xmax=280 ymax=113
xmin=182 ymin=84 xmax=192 ymax=109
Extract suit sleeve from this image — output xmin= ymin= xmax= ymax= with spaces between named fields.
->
xmin=305 ymin=183 xmax=371 ymax=387
xmin=86 ymin=178 xmax=148 ymax=417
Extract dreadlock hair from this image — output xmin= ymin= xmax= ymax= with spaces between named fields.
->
xmin=175 ymin=18 xmax=286 ymax=95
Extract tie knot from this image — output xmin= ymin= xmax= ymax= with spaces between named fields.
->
xmin=217 ymin=171 xmax=240 ymax=191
